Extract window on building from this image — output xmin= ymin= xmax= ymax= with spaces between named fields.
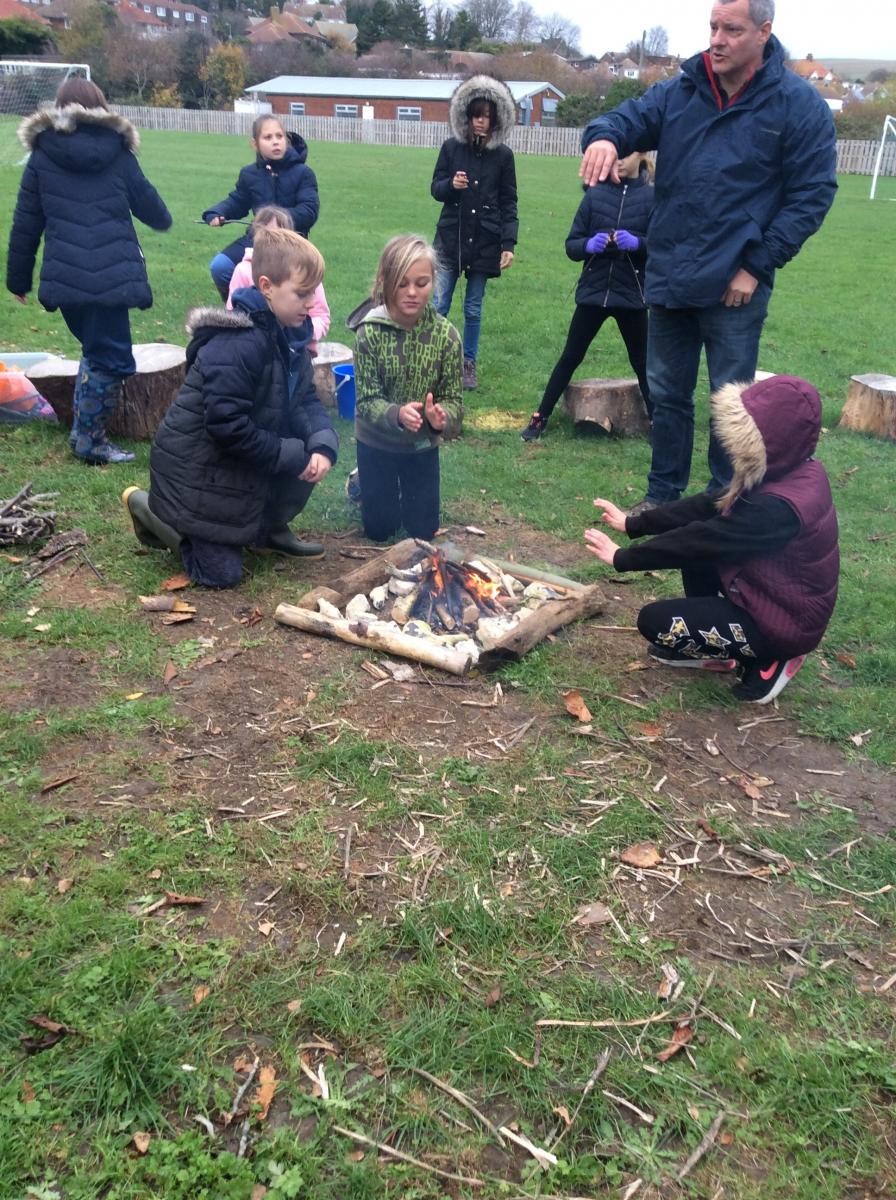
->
xmin=200 ymin=13 xmax=207 ymax=21
xmin=541 ymin=97 xmax=558 ymax=127
xmin=143 ymin=4 xmax=151 ymax=11
xmin=155 ymin=4 xmax=165 ymax=14
xmin=184 ymin=9 xmax=194 ymax=18
xmin=334 ymin=104 xmax=358 ymax=118
xmin=289 ymin=102 xmax=306 ymax=116
xmin=396 ymin=106 xmax=422 ymax=121
xmin=172 ymin=9 xmax=180 ymax=17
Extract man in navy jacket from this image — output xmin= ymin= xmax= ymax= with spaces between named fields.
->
xmin=580 ymin=0 xmax=836 ymax=512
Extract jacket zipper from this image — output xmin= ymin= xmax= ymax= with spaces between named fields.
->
xmin=602 ymin=184 xmax=628 ymax=307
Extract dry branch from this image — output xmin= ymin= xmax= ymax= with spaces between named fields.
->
xmin=332 ymin=1124 xmax=484 ymax=1187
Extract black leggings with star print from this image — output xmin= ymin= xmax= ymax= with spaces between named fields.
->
xmin=636 ymin=564 xmax=778 ymax=665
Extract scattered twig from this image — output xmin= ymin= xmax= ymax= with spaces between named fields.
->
xmin=536 ymin=1010 xmax=671 ymax=1030
xmin=676 ymin=1110 xmax=727 ymax=1182
xmin=602 ymin=1089 xmax=655 ymax=1125
xmin=332 ymin=1125 xmax=484 ymax=1187
xmin=550 ymin=1048 xmax=611 ymax=1149
xmin=193 ymin=1114 xmax=216 ymax=1137
xmin=342 ymin=822 xmax=355 ymax=879
xmin=498 ymin=1125 xmax=558 ymax=1169
xmin=803 ymin=870 xmax=892 ymax=900
xmin=407 ymin=1066 xmax=505 ymax=1145
xmin=229 ymin=1055 xmax=261 ymax=1120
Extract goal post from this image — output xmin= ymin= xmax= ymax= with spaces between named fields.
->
xmin=869 ymin=113 xmax=896 ymax=200
xmin=0 ymin=61 xmax=91 ymax=166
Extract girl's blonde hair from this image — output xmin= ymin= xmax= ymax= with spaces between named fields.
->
xmin=252 ymin=227 xmax=324 ymax=289
xmin=251 ymin=205 xmax=294 ymax=236
xmin=373 ymin=234 xmax=439 ymax=312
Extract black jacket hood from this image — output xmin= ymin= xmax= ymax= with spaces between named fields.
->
xmin=19 ymin=105 xmax=139 ymax=174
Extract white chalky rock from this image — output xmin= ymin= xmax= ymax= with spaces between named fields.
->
xmin=345 ymin=593 xmax=371 ymax=619
xmin=476 ymin=615 xmax=522 ymax=651
xmin=369 ymin=584 xmax=389 ymax=611
xmin=317 ymin=598 xmax=343 ymax=620
xmin=388 ymin=578 xmax=417 ymax=596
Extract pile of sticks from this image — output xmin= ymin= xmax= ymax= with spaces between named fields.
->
xmin=0 ymin=482 xmax=58 ymax=547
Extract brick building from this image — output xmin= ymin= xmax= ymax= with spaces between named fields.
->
xmin=244 ymin=76 xmax=565 ymax=125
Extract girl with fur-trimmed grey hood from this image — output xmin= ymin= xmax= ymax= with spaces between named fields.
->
xmin=431 ymin=75 xmax=518 ymax=391
xmin=6 ymin=77 xmax=172 ymax=465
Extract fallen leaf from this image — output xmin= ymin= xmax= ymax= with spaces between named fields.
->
xmin=346 ymin=1149 xmax=366 ymax=1163
xmin=656 ymin=1022 xmax=694 ymax=1062
xmin=635 ymin=722 xmax=664 ymax=739
xmin=21 ymin=1014 xmax=77 ymax=1053
xmin=131 ymin=1131 xmax=151 ymax=1155
xmin=719 ymin=1130 xmax=734 ymax=1146
xmin=195 ymin=648 xmax=243 ymax=670
xmin=34 ymin=624 xmax=52 ymax=633
xmin=703 ymin=738 xmax=721 ymax=757
xmin=21 ymin=1080 xmax=36 ymax=1103
xmin=233 ymin=1054 xmax=257 ymax=1073
xmin=161 ymin=573 xmax=191 ymax=591
xmin=836 ymin=652 xmax=857 ymax=670
xmin=736 ymin=774 xmax=764 ymax=802
xmin=125 ymin=692 xmax=144 ymax=702
xmin=164 ymin=891 xmax=205 ymax=907
xmin=561 ymin=689 xmax=592 ymax=722
xmin=240 ymin=606 xmax=264 ymax=626
xmin=697 ymin=817 xmax=720 ymax=840
xmin=163 ymin=661 xmax=178 ymax=684
xmin=483 ymin=985 xmax=502 ymax=1008
xmin=192 ymin=985 xmax=210 ymax=1007
xmin=2 ymin=554 xmax=24 ymax=563
xmin=573 ymin=901 xmax=613 ymax=927
xmin=148 ymin=868 xmax=162 ymax=880
xmin=286 ymin=999 xmax=302 ymax=1013
xmin=40 ymin=773 xmax=78 ymax=794
xmin=552 ymin=1104 xmax=572 ymax=1128
xmin=252 ymin=1064 xmax=277 ymax=1120
xmin=620 ymin=842 xmax=662 ymax=869
xmin=257 ymin=920 xmax=274 ymax=938
xmin=56 ymin=878 xmax=73 ymax=895
xmin=625 ymin=660 xmax=649 ymax=672
xmin=657 ymin=963 xmax=680 ymax=1000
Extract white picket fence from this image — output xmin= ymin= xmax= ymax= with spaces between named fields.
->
xmin=115 ymin=105 xmax=895 ymax=173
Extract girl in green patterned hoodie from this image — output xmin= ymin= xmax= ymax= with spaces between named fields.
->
xmin=352 ymin=234 xmax=463 ymax=542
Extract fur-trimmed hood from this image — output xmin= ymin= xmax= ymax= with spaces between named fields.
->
xmin=185 ymin=305 xmax=254 ymax=339
xmin=448 ymin=75 xmax=517 ymax=147
xmin=711 ymin=375 xmax=822 ymax=508
xmin=19 ymin=104 xmax=139 ymax=151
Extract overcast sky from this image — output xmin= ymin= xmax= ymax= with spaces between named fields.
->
xmin=535 ymin=0 xmax=896 ymax=62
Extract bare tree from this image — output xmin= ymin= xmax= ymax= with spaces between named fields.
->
xmin=508 ymin=0 xmax=539 ymax=43
xmin=643 ymin=25 xmax=668 ymax=55
xmin=537 ymin=12 xmax=580 ymax=54
xmin=463 ymin=0 xmax=514 ymax=41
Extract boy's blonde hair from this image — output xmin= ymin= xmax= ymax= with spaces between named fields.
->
xmin=251 ymin=205 xmax=294 ymax=236
xmin=252 ymin=227 xmax=324 ymax=289
xmin=373 ymin=234 xmax=439 ymax=311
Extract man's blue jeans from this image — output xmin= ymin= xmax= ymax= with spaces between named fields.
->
xmin=645 ymin=286 xmax=770 ymax=501
xmin=433 ymin=268 xmax=488 ymax=363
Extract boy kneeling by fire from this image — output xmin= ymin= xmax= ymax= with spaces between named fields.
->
xmin=585 ymin=375 xmax=839 ymax=706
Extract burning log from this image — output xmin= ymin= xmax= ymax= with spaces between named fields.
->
xmin=478 ymin=584 xmax=604 ymax=669
xmin=274 ymin=604 xmax=475 ymax=676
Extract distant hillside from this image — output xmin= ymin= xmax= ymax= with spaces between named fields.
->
xmin=820 ymin=58 xmax=896 ymax=80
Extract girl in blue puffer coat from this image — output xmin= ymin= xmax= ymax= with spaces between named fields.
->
xmin=521 ymin=153 xmax=654 ymax=441
xmin=202 ymin=115 xmax=320 ymax=300
xmin=6 ymin=77 xmax=172 ymax=465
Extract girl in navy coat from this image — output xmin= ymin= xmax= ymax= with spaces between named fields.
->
xmin=521 ymin=153 xmax=654 ymax=441
xmin=202 ymin=115 xmax=319 ymax=300
xmin=6 ymin=77 xmax=171 ymax=464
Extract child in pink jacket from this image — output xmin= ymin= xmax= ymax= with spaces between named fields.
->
xmin=226 ymin=205 xmax=330 ymax=354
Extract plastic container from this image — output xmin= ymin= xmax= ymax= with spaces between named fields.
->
xmin=332 ymin=363 xmax=356 ymax=420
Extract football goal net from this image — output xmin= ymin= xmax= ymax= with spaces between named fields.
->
xmin=0 ymin=61 xmax=91 ymax=167
xmin=870 ymin=114 xmax=896 ymax=200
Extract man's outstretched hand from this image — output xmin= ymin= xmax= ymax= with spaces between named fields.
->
xmin=580 ymin=140 xmax=620 ymax=187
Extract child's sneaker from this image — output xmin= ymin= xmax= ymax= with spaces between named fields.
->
xmin=521 ymin=413 xmax=547 ymax=442
xmin=731 ymin=656 xmax=805 ymax=704
xmin=345 ymin=468 xmax=361 ymax=504
xmin=648 ymin=645 xmax=737 ymax=672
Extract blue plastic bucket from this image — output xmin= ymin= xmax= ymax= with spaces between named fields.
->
xmin=332 ymin=363 xmax=356 ymax=420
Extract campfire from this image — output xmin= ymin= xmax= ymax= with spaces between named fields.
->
xmin=275 ymin=539 xmax=604 ymax=676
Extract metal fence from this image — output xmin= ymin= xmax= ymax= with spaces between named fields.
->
xmin=115 ymin=105 xmax=896 ymax=173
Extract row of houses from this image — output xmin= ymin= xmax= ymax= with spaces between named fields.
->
xmin=9 ymin=0 xmax=210 ymax=35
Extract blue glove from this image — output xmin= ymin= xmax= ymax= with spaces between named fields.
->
xmin=585 ymin=232 xmax=610 ymax=254
xmin=614 ymin=229 xmax=640 ymax=252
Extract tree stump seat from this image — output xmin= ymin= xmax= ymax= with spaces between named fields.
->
xmin=839 ymin=374 xmax=896 ymax=441
xmin=311 ymin=341 xmax=353 ymax=407
xmin=564 ymin=377 xmax=649 ymax=437
xmin=26 ymin=343 xmax=186 ymax=441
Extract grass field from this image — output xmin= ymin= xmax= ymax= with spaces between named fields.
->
xmin=1 ymin=131 xmax=895 ymax=1200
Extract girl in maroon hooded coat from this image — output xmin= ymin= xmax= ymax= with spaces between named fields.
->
xmin=584 ymin=375 xmax=839 ymax=704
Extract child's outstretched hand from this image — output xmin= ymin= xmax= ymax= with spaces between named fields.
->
xmin=593 ymin=497 xmax=627 ymax=532
xmin=208 ymin=215 xmax=225 ymax=227
xmin=398 ymin=402 xmax=424 ymax=432
xmin=299 ymin=452 xmax=331 ymax=483
xmin=423 ymin=392 xmax=447 ymax=431
xmin=584 ymin=527 xmax=620 ymax=565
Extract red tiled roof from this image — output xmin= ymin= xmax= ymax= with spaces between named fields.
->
xmin=0 ymin=0 xmax=51 ymax=22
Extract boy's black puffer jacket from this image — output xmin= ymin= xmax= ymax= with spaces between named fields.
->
xmin=150 ymin=290 xmax=338 ymax=546
xmin=6 ymin=105 xmax=171 ymax=310
xmin=565 ymin=170 xmax=654 ymax=309
xmin=202 ymin=132 xmax=319 ymax=237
